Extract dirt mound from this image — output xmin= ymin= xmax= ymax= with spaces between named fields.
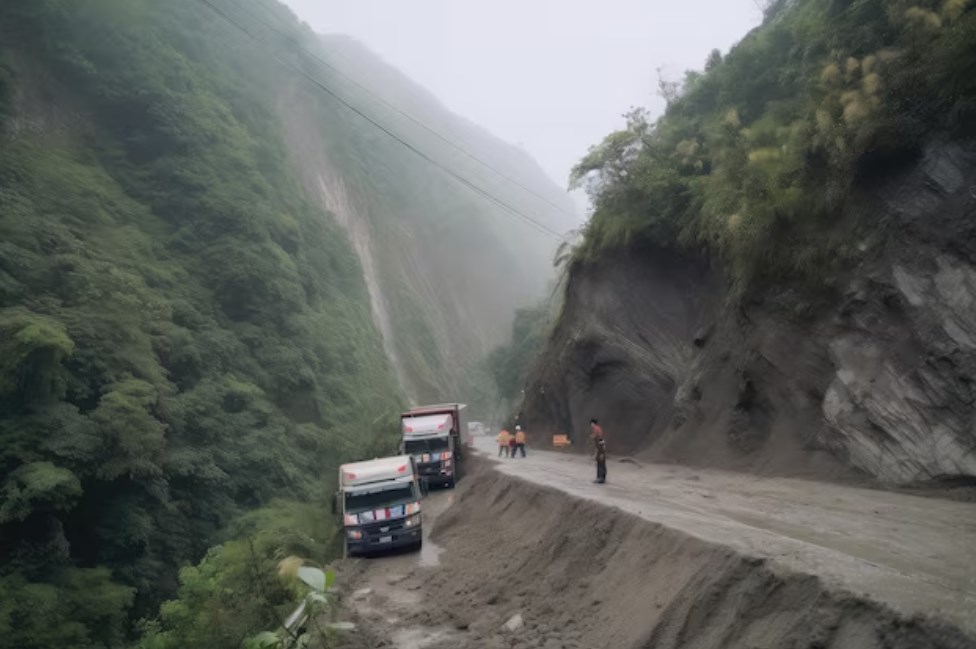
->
xmin=333 ymin=462 xmax=974 ymax=649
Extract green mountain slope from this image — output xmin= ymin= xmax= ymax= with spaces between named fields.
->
xmin=0 ymin=0 xmax=577 ymax=645
xmin=571 ymin=0 xmax=975 ymax=288
xmin=0 ymin=0 xmax=402 ymax=646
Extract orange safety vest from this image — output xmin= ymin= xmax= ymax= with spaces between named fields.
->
xmin=498 ymin=430 xmax=511 ymax=446
xmin=515 ymin=430 xmax=526 ymax=444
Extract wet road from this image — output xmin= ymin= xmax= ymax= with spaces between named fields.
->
xmin=470 ymin=435 xmax=976 ymax=633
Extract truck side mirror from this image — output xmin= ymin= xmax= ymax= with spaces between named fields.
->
xmin=330 ymin=492 xmax=338 ymax=516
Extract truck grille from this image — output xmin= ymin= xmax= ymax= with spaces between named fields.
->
xmin=419 ymin=460 xmax=442 ymax=475
xmin=361 ymin=518 xmax=407 ymax=539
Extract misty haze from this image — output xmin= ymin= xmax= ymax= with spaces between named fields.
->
xmin=1 ymin=1 xmax=974 ymax=648
xmin=282 ymin=0 xmax=763 ymax=190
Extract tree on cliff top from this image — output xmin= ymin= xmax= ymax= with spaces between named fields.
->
xmin=572 ymin=0 xmax=976 ymax=292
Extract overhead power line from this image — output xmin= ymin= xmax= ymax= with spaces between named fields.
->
xmin=197 ymin=0 xmax=566 ymax=241
xmin=225 ymin=0 xmax=578 ymax=223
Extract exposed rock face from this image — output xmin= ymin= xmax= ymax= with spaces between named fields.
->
xmin=523 ymin=144 xmax=976 ymax=485
xmin=522 ymin=245 xmax=718 ymax=459
xmin=825 ymin=255 xmax=976 ymax=482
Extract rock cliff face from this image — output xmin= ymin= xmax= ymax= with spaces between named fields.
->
xmin=523 ymin=143 xmax=976 ymax=485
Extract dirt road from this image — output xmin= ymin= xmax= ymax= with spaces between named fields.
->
xmin=330 ymin=438 xmax=976 ymax=649
xmin=473 ymin=436 xmax=976 ymax=631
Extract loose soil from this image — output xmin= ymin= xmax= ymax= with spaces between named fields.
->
xmin=328 ymin=443 xmax=976 ymax=649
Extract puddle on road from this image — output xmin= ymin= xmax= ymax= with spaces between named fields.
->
xmin=382 ymin=583 xmax=422 ymax=608
xmin=417 ymin=491 xmax=451 ymax=568
xmin=419 ymin=536 xmax=444 ymax=567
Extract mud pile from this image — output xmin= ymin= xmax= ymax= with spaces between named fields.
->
xmin=332 ymin=463 xmax=974 ymax=649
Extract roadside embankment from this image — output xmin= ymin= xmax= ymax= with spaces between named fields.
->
xmin=332 ymin=458 xmax=975 ymax=649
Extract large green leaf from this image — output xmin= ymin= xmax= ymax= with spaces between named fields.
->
xmin=296 ymin=567 xmax=325 ymax=593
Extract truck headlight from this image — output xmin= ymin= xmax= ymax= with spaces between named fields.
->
xmin=404 ymin=514 xmax=421 ymax=528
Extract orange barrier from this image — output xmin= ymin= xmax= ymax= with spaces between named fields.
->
xmin=552 ymin=434 xmax=572 ymax=449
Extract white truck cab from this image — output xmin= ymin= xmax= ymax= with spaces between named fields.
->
xmin=333 ymin=455 xmax=426 ymax=556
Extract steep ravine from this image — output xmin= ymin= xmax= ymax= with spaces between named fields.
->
xmin=523 ymin=142 xmax=976 ymax=486
xmin=275 ymin=35 xmax=578 ymax=404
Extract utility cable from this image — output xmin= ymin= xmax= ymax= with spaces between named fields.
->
xmin=224 ymin=0 xmax=579 ymax=223
xmin=197 ymin=0 xmax=566 ymax=240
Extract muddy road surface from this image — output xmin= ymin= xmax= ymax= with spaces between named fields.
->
xmin=329 ymin=438 xmax=976 ymax=649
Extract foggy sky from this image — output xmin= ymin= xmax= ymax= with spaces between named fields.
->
xmin=281 ymin=0 xmax=762 ymax=192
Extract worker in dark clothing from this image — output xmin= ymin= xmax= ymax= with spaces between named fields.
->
xmin=513 ymin=426 xmax=527 ymax=458
xmin=590 ymin=418 xmax=606 ymax=484
xmin=594 ymin=438 xmax=607 ymax=484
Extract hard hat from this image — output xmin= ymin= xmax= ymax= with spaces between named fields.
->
xmin=516 ymin=425 xmax=521 ymax=430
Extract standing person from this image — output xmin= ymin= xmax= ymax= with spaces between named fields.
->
xmin=497 ymin=428 xmax=511 ymax=457
xmin=514 ymin=425 xmax=527 ymax=458
xmin=590 ymin=418 xmax=606 ymax=484
xmin=589 ymin=418 xmax=604 ymax=442
xmin=508 ymin=429 xmax=518 ymax=458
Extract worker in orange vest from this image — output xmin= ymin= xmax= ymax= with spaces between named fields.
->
xmin=497 ymin=428 xmax=511 ymax=457
xmin=513 ymin=426 xmax=527 ymax=458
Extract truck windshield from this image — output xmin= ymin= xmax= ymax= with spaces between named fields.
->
xmin=404 ymin=437 xmax=450 ymax=454
xmin=345 ymin=484 xmax=416 ymax=514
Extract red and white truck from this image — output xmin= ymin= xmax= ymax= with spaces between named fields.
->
xmin=399 ymin=403 xmax=467 ymax=488
xmin=332 ymin=455 xmax=427 ymax=557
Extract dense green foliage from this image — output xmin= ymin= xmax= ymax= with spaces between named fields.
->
xmin=135 ymin=2 xmax=578 ymax=414
xmin=572 ymin=0 xmax=976 ymax=292
xmin=487 ymin=303 xmax=551 ymax=403
xmin=0 ymin=0 xmax=402 ymax=646
xmin=135 ymin=501 xmax=335 ymax=649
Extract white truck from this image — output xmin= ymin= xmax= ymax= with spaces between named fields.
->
xmin=400 ymin=403 xmax=466 ymax=488
xmin=332 ymin=455 xmax=427 ymax=557
xmin=467 ymin=421 xmax=487 ymax=436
